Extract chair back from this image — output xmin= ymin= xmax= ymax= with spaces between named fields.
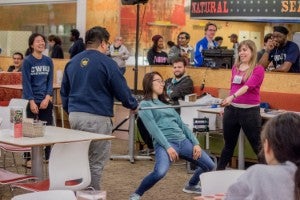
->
xmin=0 ymin=106 xmax=10 ymax=129
xmin=9 ymin=98 xmax=29 ymax=118
xmin=12 ymin=190 xmax=76 ymax=200
xmin=200 ymin=170 xmax=245 ymax=195
xmin=48 ymin=140 xmax=91 ymax=191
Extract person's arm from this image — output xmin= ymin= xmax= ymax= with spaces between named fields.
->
xmin=121 ymin=45 xmax=130 ymax=60
xmin=177 ymin=113 xmax=199 ymax=145
xmin=138 ymin=102 xmax=171 ymax=150
xmin=7 ymin=66 xmax=13 ymax=72
xmin=257 ymin=51 xmax=270 ymax=69
xmin=53 ymin=45 xmax=64 ymax=59
xmin=147 ymin=49 xmax=155 ymax=65
xmin=109 ymin=60 xmax=138 ymax=110
xmin=168 ymin=46 xmax=178 ymax=64
xmin=46 ymin=58 xmax=54 ymax=97
xmin=60 ymin=63 xmax=71 ymax=113
xmin=22 ymin=59 xmax=34 ymax=101
xmin=40 ymin=58 xmax=53 ymax=109
xmin=273 ymin=61 xmax=293 ymax=72
xmin=168 ymin=78 xmax=194 ymax=101
xmin=194 ymin=41 xmax=204 ymax=67
xmin=258 ymin=41 xmax=275 ymax=68
xmin=222 ymin=66 xmax=265 ymax=106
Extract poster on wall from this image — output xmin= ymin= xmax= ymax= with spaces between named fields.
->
xmin=190 ymin=0 xmax=300 ymax=22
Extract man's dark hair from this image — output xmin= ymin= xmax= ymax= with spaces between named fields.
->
xmin=12 ymin=52 xmax=24 ymax=59
xmin=177 ymin=32 xmax=190 ymax=40
xmin=264 ymin=33 xmax=273 ymax=43
xmin=85 ymin=26 xmax=110 ymax=48
xmin=204 ymin=22 xmax=217 ymax=31
xmin=172 ymin=57 xmax=187 ymax=66
xmin=214 ymin=36 xmax=223 ymax=42
xmin=71 ymin=29 xmax=80 ymax=39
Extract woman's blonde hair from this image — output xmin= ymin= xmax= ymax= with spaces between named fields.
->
xmin=234 ymin=40 xmax=258 ymax=80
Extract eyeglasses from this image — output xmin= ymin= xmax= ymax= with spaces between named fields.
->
xmin=153 ymin=79 xmax=165 ymax=85
xmin=207 ymin=29 xmax=217 ymax=32
xmin=178 ymin=37 xmax=186 ymax=40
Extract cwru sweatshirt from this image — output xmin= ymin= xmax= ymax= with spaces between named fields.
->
xmin=22 ymin=54 xmax=53 ymax=103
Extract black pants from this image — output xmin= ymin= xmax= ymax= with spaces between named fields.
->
xmin=24 ymin=102 xmax=53 ymax=161
xmin=217 ymin=105 xmax=262 ymax=170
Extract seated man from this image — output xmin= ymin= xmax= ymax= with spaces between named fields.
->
xmin=165 ymin=57 xmax=194 ymax=113
xmin=7 ymin=52 xmax=23 ymax=72
xmin=258 ymin=26 xmax=300 ymax=73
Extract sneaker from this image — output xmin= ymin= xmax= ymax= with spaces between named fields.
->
xmin=129 ymin=193 xmax=141 ymax=200
xmin=182 ymin=184 xmax=201 ymax=194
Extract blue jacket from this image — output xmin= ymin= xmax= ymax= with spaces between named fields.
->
xmin=194 ymin=37 xmax=217 ymax=67
xmin=69 ymin=38 xmax=85 ymax=58
xmin=60 ymin=50 xmax=138 ymax=117
xmin=22 ymin=54 xmax=53 ymax=103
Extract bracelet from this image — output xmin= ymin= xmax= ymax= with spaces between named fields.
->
xmin=233 ymin=94 xmax=237 ymax=98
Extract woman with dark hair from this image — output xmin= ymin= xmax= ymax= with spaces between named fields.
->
xmin=48 ymin=35 xmax=64 ymax=59
xmin=22 ymin=33 xmax=54 ymax=167
xmin=225 ymin=112 xmax=300 ymax=200
xmin=147 ymin=35 xmax=168 ymax=65
xmin=129 ymin=72 xmax=215 ymax=200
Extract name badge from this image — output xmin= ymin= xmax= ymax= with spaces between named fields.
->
xmin=233 ymin=75 xmax=243 ymax=84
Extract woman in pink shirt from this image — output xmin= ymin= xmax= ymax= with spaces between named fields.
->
xmin=217 ymin=40 xmax=265 ymax=170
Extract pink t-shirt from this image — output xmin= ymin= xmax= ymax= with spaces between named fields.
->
xmin=230 ymin=65 xmax=265 ymax=105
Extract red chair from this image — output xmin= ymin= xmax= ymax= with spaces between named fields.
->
xmin=0 ymin=144 xmax=31 ymax=173
xmin=0 ymin=168 xmax=36 ymax=185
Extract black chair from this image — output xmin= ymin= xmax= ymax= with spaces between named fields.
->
xmin=136 ymin=117 xmax=154 ymax=154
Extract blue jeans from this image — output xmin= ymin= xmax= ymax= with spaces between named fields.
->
xmin=135 ymin=139 xmax=215 ymax=196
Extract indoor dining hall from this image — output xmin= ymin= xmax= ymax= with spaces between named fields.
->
xmin=0 ymin=0 xmax=300 ymax=200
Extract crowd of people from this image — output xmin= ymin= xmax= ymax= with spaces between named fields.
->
xmin=0 ymin=23 xmax=299 ymax=200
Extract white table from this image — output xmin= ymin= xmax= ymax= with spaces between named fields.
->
xmin=0 ymin=126 xmax=115 ymax=179
xmin=197 ymin=107 xmax=300 ymax=169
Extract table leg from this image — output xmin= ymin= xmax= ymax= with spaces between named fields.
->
xmin=31 ymin=146 xmax=44 ymax=180
xmin=110 ymin=113 xmax=152 ymax=163
xmin=238 ymin=129 xmax=245 ymax=169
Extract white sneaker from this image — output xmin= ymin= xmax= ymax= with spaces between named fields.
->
xmin=129 ymin=193 xmax=141 ymax=200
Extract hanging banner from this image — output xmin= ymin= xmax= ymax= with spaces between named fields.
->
xmin=190 ymin=0 xmax=300 ymax=22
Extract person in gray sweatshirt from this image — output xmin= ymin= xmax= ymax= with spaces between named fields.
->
xmin=109 ymin=36 xmax=130 ymax=75
xmin=225 ymin=112 xmax=300 ymax=200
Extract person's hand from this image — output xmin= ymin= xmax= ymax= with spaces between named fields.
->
xmin=219 ymin=109 xmax=224 ymax=117
xmin=221 ymin=95 xmax=234 ymax=107
xmin=167 ymin=147 xmax=179 ymax=162
xmin=39 ymin=98 xmax=49 ymax=109
xmin=30 ymin=100 xmax=39 ymax=114
xmin=265 ymin=42 xmax=275 ymax=52
xmin=181 ymin=52 xmax=189 ymax=58
xmin=130 ymin=107 xmax=139 ymax=115
xmin=193 ymin=145 xmax=202 ymax=160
